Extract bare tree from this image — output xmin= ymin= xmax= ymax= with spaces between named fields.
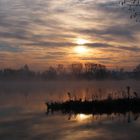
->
xmin=120 ymin=0 xmax=140 ymax=22
xmin=70 ymin=63 xmax=83 ymax=76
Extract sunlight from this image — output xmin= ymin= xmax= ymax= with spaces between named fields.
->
xmin=74 ymin=46 xmax=88 ymax=55
xmin=74 ymin=38 xmax=89 ymax=55
xmin=76 ymin=114 xmax=92 ymax=122
xmin=76 ymin=38 xmax=87 ymax=45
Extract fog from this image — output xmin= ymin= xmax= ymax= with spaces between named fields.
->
xmin=0 ymin=80 xmax=140 ymax=140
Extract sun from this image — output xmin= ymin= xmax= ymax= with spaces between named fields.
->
xmin=76 ymin=38 xmax=87 ymax=45
xmin=74 ymin=46 xmax=88 ymax=54
xmin=74 ymin=38 xmax=89 ymax=55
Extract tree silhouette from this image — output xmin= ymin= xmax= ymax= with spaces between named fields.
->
xmin=120 ymin=0 xmax=140 ymax=22
xmin=70 ymin=63 xmax=83 ymax=77
xmin=0 ymin=63 xmax=140 ymax=80
xmin=84 ymin=63 xmax=107 ymax=79
xmin=133 ymin=64 xmax=140 ymax=79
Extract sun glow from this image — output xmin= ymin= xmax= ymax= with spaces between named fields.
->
xmin=76 ymin=114 xmax=92 ymax=122
xmin=76 ymin=38 xmax=87 ymax=45
xmin=74 ymin=46 xmax=88 ymax=54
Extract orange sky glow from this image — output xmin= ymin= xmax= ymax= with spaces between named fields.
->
xmin=0 ymin=0 xmax=140 ymax=70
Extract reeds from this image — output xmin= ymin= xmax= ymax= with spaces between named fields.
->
xmin=46 ymin=86 xmax=140 ymax=115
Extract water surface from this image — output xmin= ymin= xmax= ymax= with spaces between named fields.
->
xmin=0 ymin=80 xmax=140 ymax=140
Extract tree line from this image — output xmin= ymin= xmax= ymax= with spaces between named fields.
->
xmin=0 ymin=63 xmax=140 ymax=81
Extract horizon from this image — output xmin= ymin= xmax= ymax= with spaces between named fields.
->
xmin=0 ymin=62 xmax=139 ymax=72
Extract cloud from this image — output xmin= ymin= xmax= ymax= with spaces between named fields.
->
xmin=75 ymin=25 xmax=136 ymax=41
xmin=0 ymin=43 xmax=23 ymax=52
xmin=118 ymin=46 xmax=140 ymax=52
xmin=0 ymin=0 xmax=140 ymax=69
xmin=24 ymin=41 xmax=75 ymax=48
xmin=36 ymin=51 xmax=68 ymax=60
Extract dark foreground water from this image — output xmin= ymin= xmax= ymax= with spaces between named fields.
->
xmin=0 ymin=80 xmax=140 ymax=140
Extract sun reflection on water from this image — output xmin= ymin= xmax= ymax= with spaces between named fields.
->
xmin=76 ymin=114 xmax=93 ymax=122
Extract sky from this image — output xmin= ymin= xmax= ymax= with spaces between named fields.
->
xmin=0 ymin=0 xmax=140 ymax=70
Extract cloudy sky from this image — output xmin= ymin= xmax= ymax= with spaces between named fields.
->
xmin=0 ymin=0 xmax=140 ymax=70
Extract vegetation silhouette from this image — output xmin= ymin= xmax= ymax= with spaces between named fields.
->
xmin=0 ymin=63 xmax=140 ymax=80
xmin=120 ymin=0 xmax=140 ymax=22
xmin=46 ymin=87 xmax=140 ymax=116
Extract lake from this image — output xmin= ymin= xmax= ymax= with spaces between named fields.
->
xmin=0 ymin=80 xmax=140 ymax=140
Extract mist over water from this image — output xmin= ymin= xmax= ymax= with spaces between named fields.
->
xmin=0 ymin=80 xmax=140 ymax=140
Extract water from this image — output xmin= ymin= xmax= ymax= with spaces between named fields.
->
xmin=0 ymin=80 xmax=140 ymax=140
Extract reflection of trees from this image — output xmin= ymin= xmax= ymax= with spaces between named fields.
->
xmin=120 ymin=0 xmax=140 ymax=22
xmin=67 ymin=112 xmax=139 ymax=123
